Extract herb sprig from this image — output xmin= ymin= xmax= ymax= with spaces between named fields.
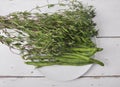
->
xmin=0 ymin=1 xmax=104 ymax=67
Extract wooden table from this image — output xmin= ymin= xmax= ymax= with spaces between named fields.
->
xmin=0 ymin=0 xmax=120 ymax=87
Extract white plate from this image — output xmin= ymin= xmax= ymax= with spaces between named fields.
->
xmin=38 ymin=38 xmax=96 ymax=81
xmin=38 ymin=64 xmax=92 ymax=81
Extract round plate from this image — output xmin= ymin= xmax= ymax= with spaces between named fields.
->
xmin=38 ymin=64 xmax=92 ymax=81
xmin=38 ymin=37 xmax=96 ymax=81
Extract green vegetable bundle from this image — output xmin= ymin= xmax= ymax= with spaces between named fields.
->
xmin=0 ymin=1 xmax=104 ymax=67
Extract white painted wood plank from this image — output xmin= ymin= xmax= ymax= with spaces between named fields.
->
xmin=0 ymin=38 xmax=120 ymax=76
xmin=0 ymin=0 xmax=48 ymax=15
xmin=77 ymin=0 xmax=120 ymax=36
xmin=92 ymin=0 xmax=120 ymax=37
xmin=0 ymin=77 xmax=120 ymax=87
xmin=86 ymin=38 xmax=120 ymax=76
xmin=0 ymin=0 xmax=120 ymax=36
xmin=0 ymin=44 xmax=42 ymax=76
xmin=0 ymin=0 xmax=120 ymax=76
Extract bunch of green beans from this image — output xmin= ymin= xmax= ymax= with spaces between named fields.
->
xmin=0 ymin=1 xmax=104 ymax=68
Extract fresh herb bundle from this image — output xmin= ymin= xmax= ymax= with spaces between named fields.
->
xmin=0 ymin=1 xmax=104 ymax=67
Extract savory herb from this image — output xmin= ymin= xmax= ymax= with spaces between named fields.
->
xmin=0 ymin=1 xmax=104 ymax=67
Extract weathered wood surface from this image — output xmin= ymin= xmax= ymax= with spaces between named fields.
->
xmin=0 ymin=0 xmax=120 ymax=87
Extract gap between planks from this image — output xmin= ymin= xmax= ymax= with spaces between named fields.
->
xmin=0 ymin=75 xmax=120 ymax=78
xmin=96 ymin=36 xmax=120 ymax=38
